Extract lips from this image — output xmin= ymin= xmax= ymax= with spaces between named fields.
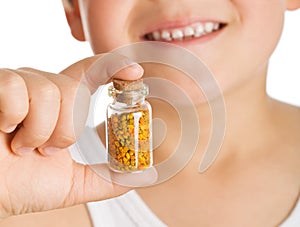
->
xmin=143 ymin=21 xmax=226 ymax=42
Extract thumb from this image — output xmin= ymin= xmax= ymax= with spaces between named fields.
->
xmin=68 ymin=127 xmax=157 ymax=205
xmin=61 ymin=53 xmax=144 ymax=93
xmin=61 ymin=53 xmax=144 ymax=139
xmin=65 ymin=162 xmax=157 ymax=206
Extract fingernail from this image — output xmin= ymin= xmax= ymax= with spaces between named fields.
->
xmin=3 ymin=125 xmax=17 ymax=133
xmin=123 ymin=58 xmax=139 ymax=67
xmin=42 ymin=147 xmax=60 ymax=155
xmin=126 ymin=63 xmax=144 ymax=77
xmin=15 ymin=147 xmax=34 ymax=155
xmin=106 ymin=57 xmax=140 ymax=76
xmin=112 ymin=166 xmax=158 ymax=187
xmin=139 ymin=166 xmax=158 ymax=185
xmin=83 ymin=54 xmax=142 ymax=93
xmin=112 ymin=62 xmax=144 ymax=81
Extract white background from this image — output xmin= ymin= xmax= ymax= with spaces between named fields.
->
xmin=0 ymin=0 xmax=299 ymax=106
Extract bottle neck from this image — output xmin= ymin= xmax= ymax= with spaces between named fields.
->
xmin=114 ymin=91 xmax=146 ymax=106
xmin=109 ymin=83 xmax=149 ymax=106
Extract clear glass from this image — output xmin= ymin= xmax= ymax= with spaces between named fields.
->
xmin=106 ymin=83 xmax=153 ymax=173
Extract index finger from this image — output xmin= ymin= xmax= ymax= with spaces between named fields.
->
xmin=61 ymin=53 xmax=144 ymax=93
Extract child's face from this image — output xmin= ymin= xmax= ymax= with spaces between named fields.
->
xmin=73 ymin=0 xmax=291 ymax=92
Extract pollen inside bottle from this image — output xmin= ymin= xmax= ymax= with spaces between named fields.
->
xmin=106 ymin=78 xmax=153 ymax=172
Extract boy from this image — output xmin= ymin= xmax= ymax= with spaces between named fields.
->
xmin=0 ymin=0 xmax=300 ymax=226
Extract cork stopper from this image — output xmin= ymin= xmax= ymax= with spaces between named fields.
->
xmin=113 ymin=78 xmax=143 ymax=91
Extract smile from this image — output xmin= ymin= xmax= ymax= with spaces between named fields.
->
xmin=143 ymin=22 xmax=226 ymax=42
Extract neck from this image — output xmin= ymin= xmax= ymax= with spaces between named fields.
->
xmin=195 ymin=70 xmax=300 ymax=172
xmin=149 ymin=67 xmax=300 ymax=172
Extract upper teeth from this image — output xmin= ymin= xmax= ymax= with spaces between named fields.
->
xmin=146 ymin=22 xmax=222 ymax=41
xmin=184 ymin=27 xmax=194 ymax=37
xmin=172 ymin=29 xmax=184 ymax=40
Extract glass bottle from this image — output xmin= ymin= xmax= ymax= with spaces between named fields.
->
xmin=106 ymin=78 xmax=153 ymax=172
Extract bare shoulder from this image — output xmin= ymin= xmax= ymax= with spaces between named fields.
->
xmin=272 ymin=100 xmax=300 ymax=179
xmin=0 ymin=204 xmax=92 ymax=227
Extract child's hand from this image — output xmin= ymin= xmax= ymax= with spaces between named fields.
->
xmin=0 ymin=54 xmax=156 ymax=220
xmin=0 ymin=67 xmax=91 ymax=155
xmin=0 ymin=54 xmax=144 ymax=154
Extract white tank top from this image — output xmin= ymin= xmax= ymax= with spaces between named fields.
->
xmin=86 ymin=191 xmax=300 ymax=227
xmin=87 ymin=190 xmax=166 ymax=227
xmin=71 ymin=127 xmax=300 ymax=227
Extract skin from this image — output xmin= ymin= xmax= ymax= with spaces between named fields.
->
xmin=1 ymin=0 xmax=300 ymax=226
xmin=0 ymin=56 xmax=157 ymax=222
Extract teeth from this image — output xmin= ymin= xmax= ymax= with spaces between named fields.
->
xmin=184 ymin=27 xmax=194 ymax=38
xmin=147 ymin=22 xmax=222 ymax=41
xmin=152 ymin=31 xmax=161 ymax=41
xmin=204 ymin=22 xmax=214 ymax=33
xmin=171 ymin=29 xmax=184 ymax=40
xmin=213 ymin=23 xmax=220 ymax=30
xmin=161 ymin=30 xmax=171 ymax=41
xmin=194 ymin=24 xmax=204 ymax=37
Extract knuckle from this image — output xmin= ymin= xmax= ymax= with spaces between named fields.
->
xmin=31 ymin=132 xmax=50 ymax=143
xmin=37 ymin=82 xmax=61 ymax=100
xmin=0 ymin=70 xmax=24 ymax=90
xmin=1 ymin=110 xmax=28 ymax=123
xmin=0 ymin=70 xmax=28 ymax=123
xmin=58 ymin=75 xmax=80 ymax=96
xmin=17 ymin=67 xmax=34 ymax=72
